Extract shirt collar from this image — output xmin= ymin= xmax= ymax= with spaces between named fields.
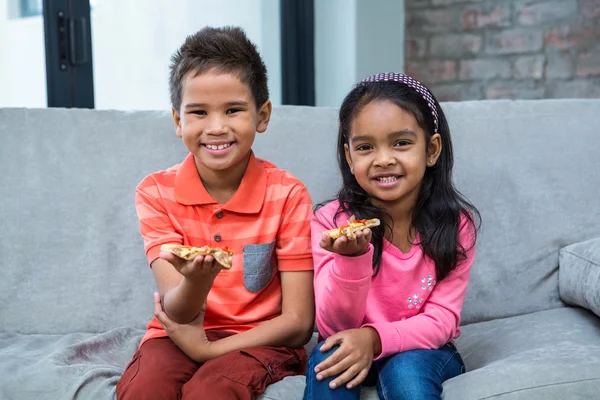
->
xmin=174 ymin=152 xmax=266 ymax=214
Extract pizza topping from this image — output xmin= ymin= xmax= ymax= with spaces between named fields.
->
xmin=160 ymin=244 xmax=234 ymax=269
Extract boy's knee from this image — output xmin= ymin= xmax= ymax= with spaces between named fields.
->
xmin=117 ymin=375 xmax=179 ymax=400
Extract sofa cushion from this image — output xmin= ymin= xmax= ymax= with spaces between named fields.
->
xmin=559 ymin=237 xmax=600 ymax=317
xmin=443 ymin=99 xmax=600 ymax=325
xmin=4 ymin=101 xmax=600 ymax=334
xmin=444 ymin=307 xmax=600 ymax=399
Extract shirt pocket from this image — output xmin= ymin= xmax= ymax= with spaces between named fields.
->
xmin=243 ymin=240 xmax=276 ymax=293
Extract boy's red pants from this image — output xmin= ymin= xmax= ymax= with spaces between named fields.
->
xmin=116 ymin=331 xmax=307 ymax=400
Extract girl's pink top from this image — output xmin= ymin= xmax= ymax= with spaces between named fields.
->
xmin=312 ymin=200 xmax=476 ymax=359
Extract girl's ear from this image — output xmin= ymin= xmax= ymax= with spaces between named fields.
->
xmin=344 ymin=143 xmax=354 ymax=174
xmin=427 ymin=133 xmax=442 ymax=166
xmin=256 ymin=100 xmax=272 ymax=133
xmin=172 ymin=107 xmax=183 ymax=138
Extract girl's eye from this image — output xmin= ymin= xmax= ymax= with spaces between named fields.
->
xmin=356 ymin=144 xmax=372 ymax=151
xmin=394 ymin=140 xmax=411 ymax=147
xmin=226 ymin=108 xmax=242 ymax=114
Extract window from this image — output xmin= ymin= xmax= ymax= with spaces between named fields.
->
xmin=20 ymin=0 xmax=42 ymax=17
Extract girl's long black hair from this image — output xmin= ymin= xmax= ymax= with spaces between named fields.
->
xmin=323 ymin=80 xmax=480 ymax=281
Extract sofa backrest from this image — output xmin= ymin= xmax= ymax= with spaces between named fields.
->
xmin=1 ymin=100 xmax=599 ymax=334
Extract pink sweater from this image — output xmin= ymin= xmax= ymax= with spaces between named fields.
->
xmin=312 ymin=201 xmax=476 ymax=359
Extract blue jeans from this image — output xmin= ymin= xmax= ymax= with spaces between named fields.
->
xmin=303 ymin=341 xmax=465 ymax=400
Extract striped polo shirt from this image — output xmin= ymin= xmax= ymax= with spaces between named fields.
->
xmin=135 ymin=152 xmax=314 ymax=345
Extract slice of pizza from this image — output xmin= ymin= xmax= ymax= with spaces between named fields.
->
xmin=160 ymin=244 xmax=234 ymax=269
xmin=325 ymin=217 xmax=381 ymax=240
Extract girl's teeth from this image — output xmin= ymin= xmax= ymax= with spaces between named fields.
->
xmin=377 ymin=176 xmax=397 ymax=183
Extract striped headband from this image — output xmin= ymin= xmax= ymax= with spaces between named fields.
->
xmin=358 ymin=72 xmax=439 ymax=134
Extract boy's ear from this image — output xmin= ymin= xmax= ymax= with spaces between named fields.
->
xmin=344 ymin=144 xmax=354 ymax=174
xmin=256 ymin=100 xmax=272 ymax=133
xmin=427 ymin=133 xmax=442 ymax=166
xmin=172 ymin=107 xmax=183 ymax=138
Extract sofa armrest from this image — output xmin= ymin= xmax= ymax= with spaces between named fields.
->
xmin=559 ymin=237 xmax=600 ymax=318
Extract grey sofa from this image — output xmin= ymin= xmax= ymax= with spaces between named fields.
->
xmin=1 ymin=99 xmax=600 ymax=400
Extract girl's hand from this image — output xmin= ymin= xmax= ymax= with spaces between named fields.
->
xmin=314 ymin=328 xmax=380 ymax=390
xmin=153 ymin=292 xmax=214 ymax=362
xmin=159 ymin=251 xmax=221 ymax=283
xmin=319 ymin=228 xmax=372 ymax=256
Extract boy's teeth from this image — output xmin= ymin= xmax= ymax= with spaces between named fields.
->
xmin=377 ymin=176 xmax=397 ymax=183
xmin=206 ymin=143 xmax=231 ymax=150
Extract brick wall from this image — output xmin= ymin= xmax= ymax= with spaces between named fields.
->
xmin=405 ymin=0 xmax=600 ymax=101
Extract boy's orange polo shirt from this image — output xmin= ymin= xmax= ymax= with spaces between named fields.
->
xmin=135 ymin=152 xmax=314 ymax=345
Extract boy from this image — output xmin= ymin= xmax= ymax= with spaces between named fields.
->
xmin=116 ymin=26 xmax=315 ymax=399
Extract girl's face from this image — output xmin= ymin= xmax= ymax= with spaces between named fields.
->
xmin=344 ymin=99 xmax=441 ymax=208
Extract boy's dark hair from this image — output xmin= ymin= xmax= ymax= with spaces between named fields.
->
xmin=169 ymin=26 xmax=269 ymax=111
xmin=324 ymin=80 xmax=480 ymax=281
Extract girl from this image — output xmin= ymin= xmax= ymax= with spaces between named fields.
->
xmin=303 ymin=73 xmax=480 ymax=400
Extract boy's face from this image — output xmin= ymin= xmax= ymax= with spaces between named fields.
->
xmin=173 ymin=69 xmax=271 ymax=175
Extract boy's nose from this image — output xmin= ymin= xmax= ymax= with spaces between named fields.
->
xmin=205 ymin=116 xmax=227 ymax=135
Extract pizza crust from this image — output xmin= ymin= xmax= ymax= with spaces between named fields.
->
xmin=160 ymin=244 xmax=233 ymax=269
xmin=325 ymin=217 xmax=380 ymax=240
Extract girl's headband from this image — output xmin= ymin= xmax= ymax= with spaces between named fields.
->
xmin=358 ymin=72 xmax=439 ymax=134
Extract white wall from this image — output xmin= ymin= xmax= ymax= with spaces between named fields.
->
xmin=0 ymin=0 xmax=280 ymax=110
xmin=0 ymin=0 xmax=404 ymax=110
xmin=91 ymin=0 xmax=281 ymax=110
xmin=314 ymin=0 xmax=357 ymax=108
xmin=0 ymin=0 xmax=47 ymax=108
xmin=314 ymin=0 xmax=405 ymax=107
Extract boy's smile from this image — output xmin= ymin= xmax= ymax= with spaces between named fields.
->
xmin=172 ymin=69 xmax=271 ymax=187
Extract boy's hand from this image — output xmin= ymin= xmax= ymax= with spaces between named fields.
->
xmin=159 ymin=251 xmax=221 ymax=283
xmin=319 ymin=229 xmax=372 ymax=257
xmin=314 ymin=328 xmax=380 ymax=390
xmin=153 ymin=292 xmax=215 ymax=362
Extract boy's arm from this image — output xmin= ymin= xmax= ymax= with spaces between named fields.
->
xmin=151 ymin=257 xmax=216 ymax=324
xmin=155 ymin=184 xmax=315 ymax=361
xmin=211 ymin=185 xmax=316 ymax=352
xmin=154 ymin=269 xmax=314 ymax=362
xmin=136 ymin=183 xmax=209 ymax=323
xmin=211 ymin=269 xmax=315 ymax=352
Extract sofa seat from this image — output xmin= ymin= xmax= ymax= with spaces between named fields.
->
xmin=261 ymin=307 xmax=600 ymax=400
xmin=0 ymin=328 xmax=141 ymax=399
xmin=2 ymin=307 xmax=598 ymax=399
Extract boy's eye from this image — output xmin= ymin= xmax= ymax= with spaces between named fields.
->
xmin=191 ymin=110 xmax=207 ymax=116
xmin=226 ymin=108 xmax=242 ymax=114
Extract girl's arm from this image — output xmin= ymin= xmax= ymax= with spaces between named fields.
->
xmin=312 ymin=210 xmax=374 ymax=337
xmin=364 ymin=222 xmax=476 ymax=359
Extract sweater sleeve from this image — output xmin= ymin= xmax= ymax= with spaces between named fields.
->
xmin=312 ymin=208 xmax=375 ymax=338
xmin=364 ymin=218 xmax=476 ymax=359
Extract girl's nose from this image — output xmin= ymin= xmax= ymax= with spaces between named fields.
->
xmin=374 ymin=150 xmax=396 ymax=167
